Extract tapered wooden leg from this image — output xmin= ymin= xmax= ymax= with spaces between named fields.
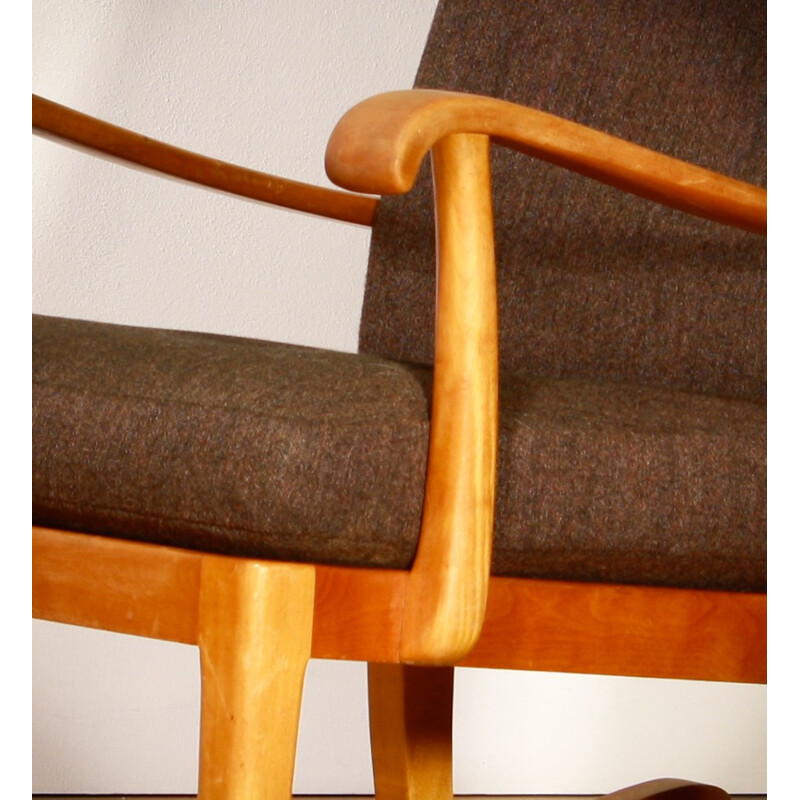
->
xmin=197 ymin=555 xmax=315 ymax=800
xmin=368 ymin=662 xmax=454 ymax=800
xmin=600 ymin=778 xmax=730 ymax=799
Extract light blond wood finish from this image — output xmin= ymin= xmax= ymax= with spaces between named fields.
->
xmin=32 ymin=528 xmax=766 ymax=684
xmin=400 ymin=133 xmax=498 ymax=665
xmin=32 ymin=525 xmax=202 ymax=645
xmin=368 ymin=664 xmax=454 ymax=800
xmin=197 ymin=556 xmax=315 ymax=800
xmin=461 ymin=576 xmax=767 ymax=684
xmin=33 ymin=94 xmax=377 ymax=226
xmin=325 ymin=89 xmax=766 ymax=235
xmin=311 ymin=564 xmax=406 ymax=663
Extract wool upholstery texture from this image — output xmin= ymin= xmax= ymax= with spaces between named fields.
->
xmin=33 ymin=316 xmax=431 ymax=569
xmin=33 ymin=315 xmax=765 ymax=591
xmin=33 ymin=0 xmax=766 ymax=592
xmin=363 ymin=0 xmax=766 ymax=401
xmin=359 ymin=0 xmax=767 ymax=589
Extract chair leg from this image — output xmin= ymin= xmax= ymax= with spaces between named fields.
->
xmin=600 ymin=778 xmax=730 ymax=799
xmin=368 ymin=662 xmax=455 ymax=800
xmin=196 ymin=555 xmax=315 ymax=800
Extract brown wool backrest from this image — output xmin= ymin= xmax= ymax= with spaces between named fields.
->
xmin=360 ymin=0 xmax=766 ymax=402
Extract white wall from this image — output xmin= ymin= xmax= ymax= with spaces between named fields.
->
xmin=32 ymin=1 xmax=766 ymax=794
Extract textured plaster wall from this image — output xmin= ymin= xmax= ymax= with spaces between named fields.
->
xmin=33 ymin=0 xmax=431 ymax=350
xmin=32 ymin=1 xmax=766 ymax=794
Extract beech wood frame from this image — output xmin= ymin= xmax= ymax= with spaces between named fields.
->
xmin=33 ymin=91 xmax=766 ymax=800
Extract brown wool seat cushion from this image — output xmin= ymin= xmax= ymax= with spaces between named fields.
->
xmin=33 ymin=314 xmax=765 ymax=592
xmin=32 ymin=315 xmax=431 ymax=569
xmin=493 ymin=375 xmax=765 ymax=592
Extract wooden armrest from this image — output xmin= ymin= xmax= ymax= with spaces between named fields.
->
xmin=33 ymin=94 xmax=376 ymax=227
xmin=327 ymin=90 xmax=765 ymax=664
xmin=326 ymin=89 xmax=766 ymax=235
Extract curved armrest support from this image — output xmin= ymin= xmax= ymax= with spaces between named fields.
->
xmin=328 ymin=89 xmax=766 ymax=664
xmin=33 ymin=94 xmax=376 ymax=227
xmin=326 ymin=89 xmax=766 ymax=235
xmin=400 ymin=133 xmax=498 ymax=664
